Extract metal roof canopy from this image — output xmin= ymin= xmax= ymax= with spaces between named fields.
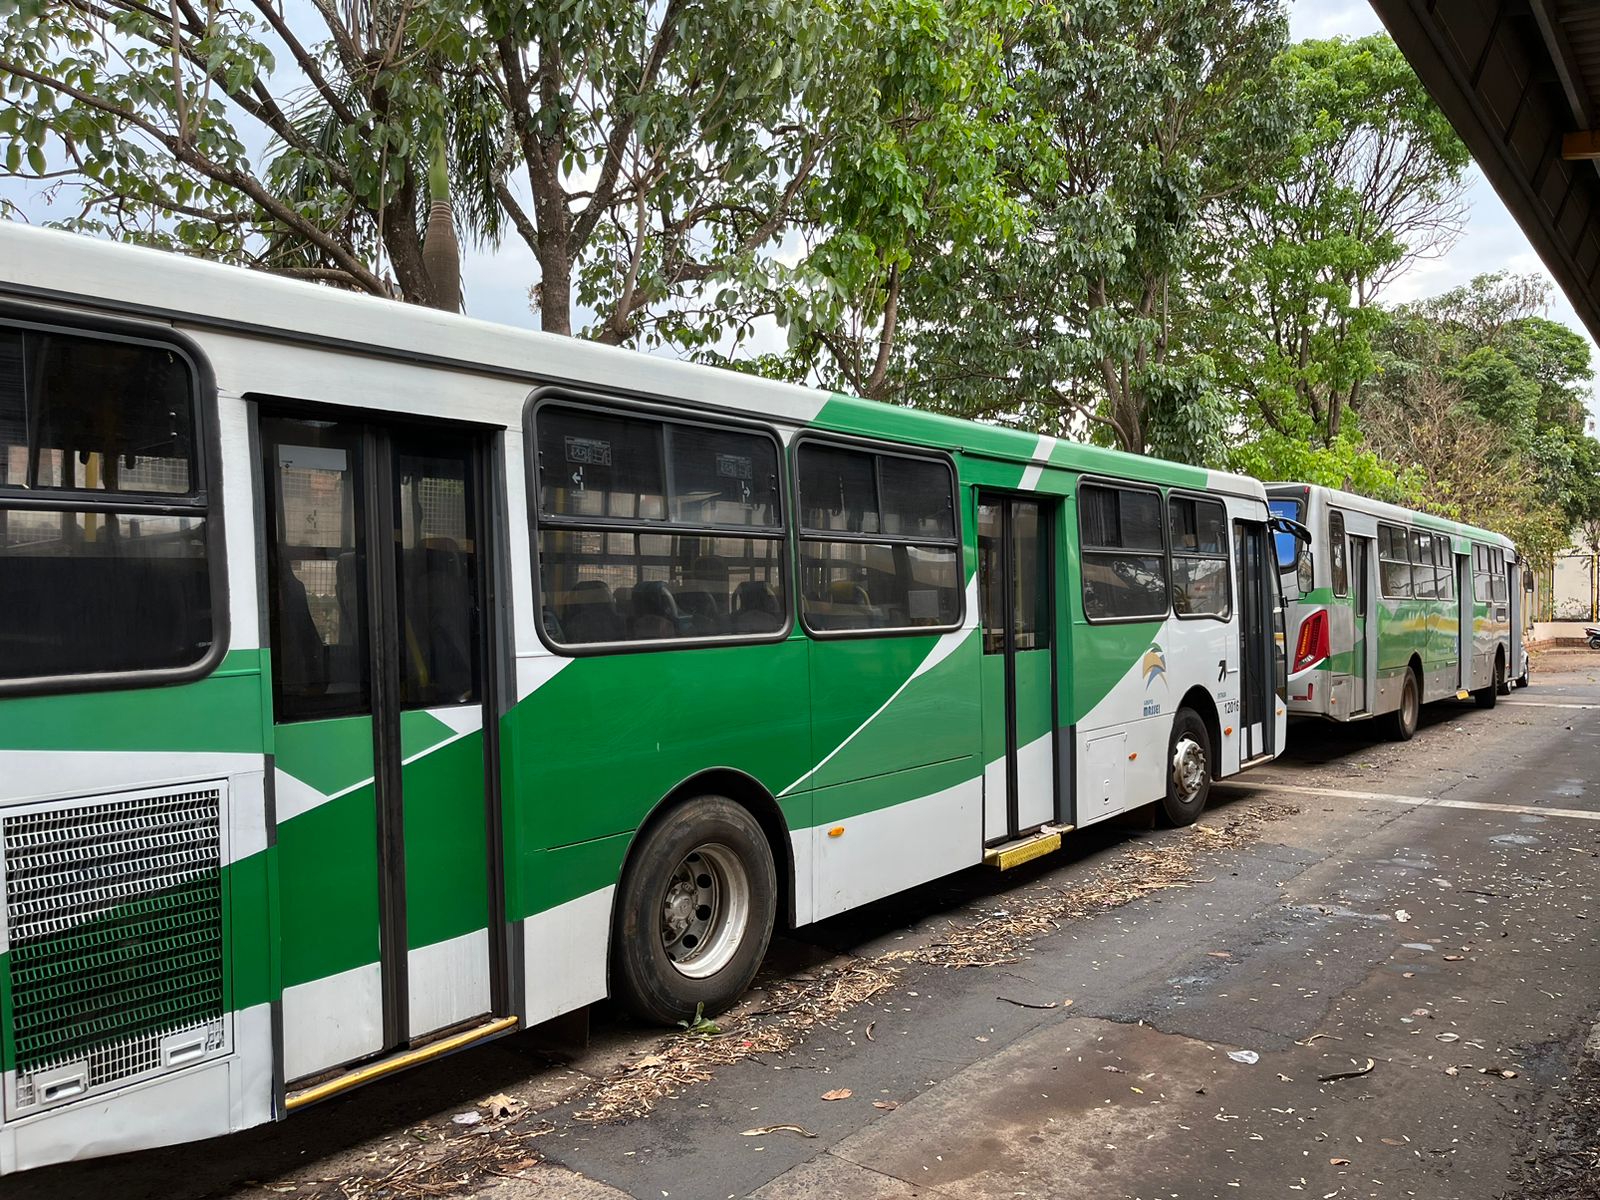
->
xmin=1371 ymin=0 xmax=1600 ymax=344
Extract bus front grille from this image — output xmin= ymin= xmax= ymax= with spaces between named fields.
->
xmin=2 ymin=784 xmax=229 ymax=1116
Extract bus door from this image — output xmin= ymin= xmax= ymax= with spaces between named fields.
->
xmin=260 ymin=411 xmax=503 ymax=1084
xmin=978 ymin=494 xmax=1059 ymax=842
xmin=1350 ymin=536 xmax=1372 ymax=714
xmin=1457 ymin=549 xmax=1476 ymax=692
xmin=1234 ymin=520 xmax=1282 ymax=762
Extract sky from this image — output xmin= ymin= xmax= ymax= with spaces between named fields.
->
xmin=1293 ymin=2 xmax=1600 ymax=428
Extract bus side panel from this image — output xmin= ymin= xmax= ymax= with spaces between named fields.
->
xmin=501 ymin=640 xmax=813 ymax=1017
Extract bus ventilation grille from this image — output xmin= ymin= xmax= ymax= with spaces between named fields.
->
xmin=2 ymin=784 xmax=230 ymax=1117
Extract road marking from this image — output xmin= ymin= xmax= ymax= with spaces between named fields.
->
xmin=1215 ymin=779 xmax=1600 ymax=822
xmin=1500 ymin=700 xmax=1599 ymax=710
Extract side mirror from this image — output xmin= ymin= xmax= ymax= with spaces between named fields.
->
xmin=1268 ymin=515 xmax=1312 ymax=545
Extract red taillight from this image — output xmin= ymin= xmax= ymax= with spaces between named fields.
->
xmin=1292 ymin=608 xmax=1330 ymax=674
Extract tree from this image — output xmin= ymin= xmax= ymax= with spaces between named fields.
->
xmin=0 ymin=0 xmax=839 ymax=335
xmin=1203 ymin=35 xmax=1470 ymax=452
xmin=904 ymin=0 xmax=1292 ymax=461
xmin=1360 ymin=272 xmax=1600 ymax=564
xmin=693 ymin=0 xmax=1031 ymax=401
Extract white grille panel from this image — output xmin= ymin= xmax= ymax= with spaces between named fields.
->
xmin=3 ymin=784 xmax=231 ymax=1116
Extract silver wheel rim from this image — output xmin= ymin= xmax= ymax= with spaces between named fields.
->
xmin=1171 ymin=735 xmax=1207 ymax=805
xmin=660 ymin=842 xmax=750 ymax=979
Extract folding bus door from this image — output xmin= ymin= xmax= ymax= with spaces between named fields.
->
xmin=978 ymin=493 xmax=1059 ymax=842
xmin=1349 ymin=536 xmax=1372 ymax=714
xmin=261 ymin=411 xmax=504 ymax=1085
xmin=1233 ymin=520 xmax=1281 ymax=763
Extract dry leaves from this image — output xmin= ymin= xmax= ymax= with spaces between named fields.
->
xmin=821 ymin=1088 xmax=853 ymax=1101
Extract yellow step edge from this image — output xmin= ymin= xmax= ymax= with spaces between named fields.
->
xmin=984 ymin=829 xmax=1065 ymax=870
xmin=1456 ymin=689 xmax=1470 ymax=700
xmin=285 ymin=1014 xmax=520 ymax=1111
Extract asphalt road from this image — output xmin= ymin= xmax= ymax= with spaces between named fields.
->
xmin=15 ymin=648 xmax=1600 ymax=1200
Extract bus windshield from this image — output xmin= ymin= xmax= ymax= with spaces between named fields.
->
xmin=1267 ymin=498 xmax=1303 ymax=570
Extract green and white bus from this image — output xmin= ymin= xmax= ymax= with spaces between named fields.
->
xmin=1266 ymin=483 xmax=1525 ymax=740
xmin=0 ymin=224 xmax=1290 ymax=1171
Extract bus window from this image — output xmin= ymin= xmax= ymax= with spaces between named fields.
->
xmin=1267 ymin=498 xmax=1302 ymax=569
xmin=1329 ymin=511 xmax=1348 ymax=597
xmin=1080 ymin=482 xmax=1167 ymax=621
xmin=1170 ymin=496 xmax=1230 ymax=618
xmin=533 ymin=404 xmax=787 ymax=647
xmin=797 ymin=442 xmax=961 ymax=633
xmin=0 ymin=325 xmax=216 ymax=687
xmin=1378 ymin=523 xmax=1412 ymax=598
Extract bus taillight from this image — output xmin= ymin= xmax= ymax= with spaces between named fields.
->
xmin=1292 ymin=608 xmax=1330 ymax=674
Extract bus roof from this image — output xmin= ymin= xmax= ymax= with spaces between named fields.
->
xmin=0 ymin=223 xmax=1264 ymax=501
xmin=1265 ymin=481 xmax=1516 ymax=554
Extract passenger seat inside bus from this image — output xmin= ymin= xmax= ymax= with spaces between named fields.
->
xmin=628 ymin=579 xmax=680 ymax=640
xmin=562 ymin=579 xmax=626 ymax=644
xmin=732 ymin=581 xmax=782 ymax=633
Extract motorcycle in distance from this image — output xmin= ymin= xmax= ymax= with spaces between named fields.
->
xmin=1588 ymin=626 xmax=1600 ymax=650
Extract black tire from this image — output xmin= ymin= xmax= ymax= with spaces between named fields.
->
xmin=611 ymin=796 xmax=776 ymax=1026
xmin=1385 ymin=668 xmax=1421 ymax=741
xmin=1474 ymin=652 xmax=1502 ymax=708
xmin=1160 ymin=708 xmax=1212 ymax=827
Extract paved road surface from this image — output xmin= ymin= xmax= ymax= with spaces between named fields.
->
xmin=15 ymin=649 xmax=1600 ymax=1200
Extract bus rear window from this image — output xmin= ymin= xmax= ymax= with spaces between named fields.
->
xmin=1268 ymin=498 xmax=1302 ymax=569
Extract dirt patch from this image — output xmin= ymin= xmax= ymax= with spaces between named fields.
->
xmin=1505 ymin=1029 xmax=1600 ymax=1200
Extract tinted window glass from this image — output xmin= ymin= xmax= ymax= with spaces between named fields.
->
xmin=538 ymin=407 xmax=665 ymax=520
xmin=1081 ymin=484 xmax=1167 ymax=620
xmin=266 ymin=427 xmax=371 ymax=719
xmin=800 ymin=541 xmax=960 ymax=630
xmin=0 ymin=510 xmax=211 ymax=680
xmin=1170 ymin=496 xmax=1230 ymax=618
xmin=879 ymin=454 xmax=955 ymax=538
xmin=667 ymin=424 xmax=781 ymax=528
xmin=1378 ymin=523 xmax=1411 ymax=599
xmin=0 ymin=324 xmax=213 ymax=688
xmin=1329 ymin=511 xmax=1348 ymax=596
xmin=0 ymin=328 xmax=194 ymax=494
xmin=1268 ymin=497 xmax=1303 ymax=568
xmin=797 ymin=442 xmax=961 ymax=636
xmin=798 ymin=444 xmax=879 ymax=534
xmin=395 ymin=445 xmax=480 ymax=707
xmin=979 ymin=501 xmax=1004 ymax=655
xmin=541 ymin=531 xmax=786 ymax=642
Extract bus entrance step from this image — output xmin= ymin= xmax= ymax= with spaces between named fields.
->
xmin=984 ymin=827 xmax=1071 ymax=870
xmin=284 ymin=1014 xmax=520 ymax=1112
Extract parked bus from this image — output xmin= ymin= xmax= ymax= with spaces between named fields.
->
xmin=0 ymin=224 xmax=1291 ymax=1171
xmin=1265 ymin=483 xmax=1525 ymax=741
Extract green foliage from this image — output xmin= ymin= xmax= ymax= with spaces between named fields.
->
xmin=1358 ymin=272 xmax=1600 ymax=565
xmin=1203 ymin=34 xmax=1469 ymax=448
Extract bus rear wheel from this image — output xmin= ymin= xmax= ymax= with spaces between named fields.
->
xmin=1161 ymin=709 xmax=1212 ymax=827
xmin=1475 ymin=652 xmax=1503 ymax=708
xmin=612 ymin=796 xmax=777 ymax=1026
xmin=1386 ymin=668 xmax=1421 ymax=741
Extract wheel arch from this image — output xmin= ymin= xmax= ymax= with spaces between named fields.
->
xmin=1177 ymin=685 xmax=1222 ymax=769
xmin=613 ymin=767 xmax=796 ymax=946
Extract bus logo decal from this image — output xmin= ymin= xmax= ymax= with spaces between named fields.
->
xmin=1142 ymin=645 xmax=1168 ymax=687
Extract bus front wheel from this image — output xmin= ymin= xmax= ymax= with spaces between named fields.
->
xmin=1161 ymin=709 xmax=1212 ymax=827
xmin=612 ymin=796 xmax=777 ymax=1026
xmin=1386 ymin=669 xmax=1421 ymax=741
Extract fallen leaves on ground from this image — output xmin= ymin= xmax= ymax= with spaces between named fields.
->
xmin=570 ymin=799 xmax=1298 ymax=1125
